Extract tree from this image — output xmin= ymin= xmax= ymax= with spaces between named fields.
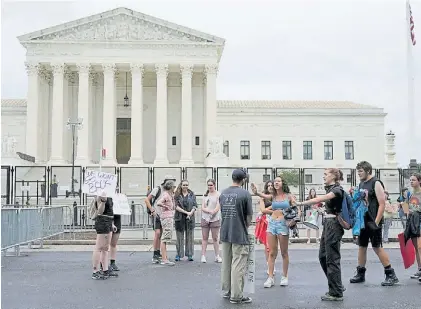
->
xmin=277 ymin=169 xmax=300 ymax=187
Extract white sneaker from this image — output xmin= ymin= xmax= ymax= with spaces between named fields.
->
xmin=264 ymin=277 xmax=275 ymax=288
xmin=215 ymin=256 xmax=222 ymax=263
xmin=201 ymin=255 xmax=207 ymax=263
xmin=280 ymin=276 xmax=288 ymax=286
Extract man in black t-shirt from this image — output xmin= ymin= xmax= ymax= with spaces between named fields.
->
xmin=350 ymin=161 xmax=399 ymax=286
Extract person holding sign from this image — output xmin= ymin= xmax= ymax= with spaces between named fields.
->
xmin=110 ymin=186 xmax=122 ymax=272
xmin=91 ymin=192 xmax=118 ymax=280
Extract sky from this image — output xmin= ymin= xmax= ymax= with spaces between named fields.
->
xmin=1 ymin=0 xmax=420 ymax=166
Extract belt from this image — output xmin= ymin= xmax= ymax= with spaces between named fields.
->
xmin=324 ymin=214 xmax=337 ymax=218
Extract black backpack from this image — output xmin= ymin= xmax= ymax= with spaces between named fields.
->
xmin=146 ymin=186 xmax=161 ymax=215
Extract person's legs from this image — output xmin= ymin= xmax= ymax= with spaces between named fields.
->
xmin=201 ymin=221 xmax=211 ymax=262
xmin=152 ymin=216 xmax=162 ymax=263
xmin=230 ymin=244 xmax=250 ymax=302
xmin=350 ymin=228 xmax=369 ymax=283
xmin=175 ymin=230 xmax=184 ymax=260
xmin=278 ymin=234 xmax=289 ymax=286
xmin=266 ymin=233 xmax=278 ymax=278
xmin=92 ymin=234 xmax=106 ymax=279
xmin=185 ymin=227 xmax=194 ymax=260
xmin=221 ymin=242 xmax=232 ymax=294
xmin=382 ymin=218 xmax=392 ymax=243
xmin=160 ymin=218 xmax=175 ymax=266
xmin=410 ymin=237 xmax=421 ymax=279
xmin=321 ymin=219 xmax=344 ymax=301
xmin=210 ymin=223 xmax=221 ymax=261
xmin=110 ymin=232 xmax=120 ymax=271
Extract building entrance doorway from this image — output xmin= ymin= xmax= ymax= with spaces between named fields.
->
xmin=116 ymin=118 xmax=131 ymax=164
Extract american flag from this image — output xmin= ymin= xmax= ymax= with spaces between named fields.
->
xmin=408 ymin=1 xmax=416 ymax=46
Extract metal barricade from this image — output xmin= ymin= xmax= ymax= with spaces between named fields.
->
xmin=1 ymin=206 xmax=70 ymax=255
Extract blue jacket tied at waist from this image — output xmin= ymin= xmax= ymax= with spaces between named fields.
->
xmin=351 ymin=188 xmax=368 ymax=237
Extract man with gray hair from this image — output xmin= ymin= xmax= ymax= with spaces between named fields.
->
xmin=145 ymin=175 xmax=176 ymax=264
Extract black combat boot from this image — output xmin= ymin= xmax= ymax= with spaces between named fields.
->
xmin=381 ymin=268 xmax=399 ymax=286
xmin=350 ymin=266 xmax=366 ymax=283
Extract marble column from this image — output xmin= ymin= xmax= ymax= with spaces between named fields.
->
xmin=129 ymin=63 xmax=144 ymax=165
xmin=101 ymin=63 xmax=117 ymax=165
xmin=154 ymin=64 xmax=169 ymax=165
xmin=75 ymin=63 xmax=90 ymax=164
xmin=204 ymin=64 xmax=218 ymax=153
xmin=49 ymin=63 xmax=66 ymax=164
xmin=179 ymin=64 xmax=194 ymax=165
xmin=24 ymin=62 xmax=41 ymax=161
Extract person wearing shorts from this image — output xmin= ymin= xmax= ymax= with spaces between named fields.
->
xmin=200 ymin=179 xmax=222 ymax=263
xmin=109 ymin=214 xmax=121 ymax=271
xmin=156 ymin=179 xmax=176 ymax=266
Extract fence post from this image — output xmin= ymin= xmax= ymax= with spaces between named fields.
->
xmin=73 ymin=201 xmax=78 ymax=226
xmin=130 ymin=201 xmax=135 ymax=226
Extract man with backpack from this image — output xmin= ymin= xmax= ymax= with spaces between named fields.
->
xmin=349 ymin=161 xmax=399 ymax=286
xmin=145 ymin=175 xmax=176 ymax=264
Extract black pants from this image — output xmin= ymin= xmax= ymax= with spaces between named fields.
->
xmin=319 ymin=217 xmax=344 ymax=297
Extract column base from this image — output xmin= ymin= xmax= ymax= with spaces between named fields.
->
xmin=48 ymin=158 xmax=67 ymax=165
xmin=128 ymin=157 xmax=145 ymax=166
xmin=178 ymin=159 xmax=194 ymax=166
xmin=153 ymin=158 xmax=169 ymax=166
xmin=100 ymin=159 xmax=118 ymax=166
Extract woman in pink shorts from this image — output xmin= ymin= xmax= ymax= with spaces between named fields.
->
xmin=200 ymin=179 xmax=222 ymax=263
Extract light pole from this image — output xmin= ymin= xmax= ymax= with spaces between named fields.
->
xmin=66 ymin=117 xmax=83 ymax=197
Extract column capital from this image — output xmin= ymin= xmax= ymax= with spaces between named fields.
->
xmin=65 ymin=71 xmax=78 ymax=84
xmin=77 ymin=63 xmax=91 ymax=74
xmin=130 ymin=63 xmax=144 ymax=76
xmin=102 ymin=63 xmax=116 ymax=75
xmin=180 ymin=64 xmax=194 ymax=79
xmin=89 ymin=72 xmax=100 ymax=86
xmin=24 ymin=62 xmax=41 ymax=76
xmin=204 ymin=64 xmax=219 ymax=76
xmin=51 ymin=63 xmax=66 ymax=76
xmin=155 ymin=64 xmax=169 ymax=78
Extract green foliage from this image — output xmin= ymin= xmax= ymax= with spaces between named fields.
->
xmin=277 ymin=169 xmax=300 ymax=186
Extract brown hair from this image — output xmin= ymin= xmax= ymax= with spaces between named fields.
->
xmin=325 ymin=168 xmax=344 ymax=184
xmin=411 ymin=173 xmax=421 ymax=184
xmin=175 ymin=179 xmax=189 ymax=197
xmin=204 ymin=179 xmax=216 ymax=197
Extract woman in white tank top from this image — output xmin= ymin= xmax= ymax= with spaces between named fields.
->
xmin=200 ymin=179 xmax=222 ymax=263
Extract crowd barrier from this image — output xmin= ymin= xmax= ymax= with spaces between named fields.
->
xmin=1 ymin=206 xmax=70 ymax=256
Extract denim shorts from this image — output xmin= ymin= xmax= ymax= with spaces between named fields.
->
xmin=267 ymin=217 xmax=289 ymax=236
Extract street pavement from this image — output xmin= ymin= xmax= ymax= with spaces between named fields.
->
xmin=2 ymin=248 xmax=420 ymax=309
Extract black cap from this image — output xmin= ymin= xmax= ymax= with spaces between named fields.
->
xmin=232 ymin=168 xmax=249 ymax=182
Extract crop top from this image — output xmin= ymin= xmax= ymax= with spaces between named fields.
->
xmin=271 ymin=199 xmax=290 ymax=210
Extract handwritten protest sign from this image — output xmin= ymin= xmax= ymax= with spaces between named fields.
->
xmin=244 ymin=232 xmax=255 ymax=294
xmin=113 ymin=193 xmax=131 ymax=215
xmin=82 ymin=169 xmax=117 ymax=197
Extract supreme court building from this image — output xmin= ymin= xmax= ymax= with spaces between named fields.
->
xmin=2 ymin=7 xmax=387 ymax=170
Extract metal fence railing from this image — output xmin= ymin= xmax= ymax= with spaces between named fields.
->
xmin=1 ymin=206 xmax=70 ymax=256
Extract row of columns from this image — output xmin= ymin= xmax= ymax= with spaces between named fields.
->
xmin=24 ymin=62 xmax=218 ymax=165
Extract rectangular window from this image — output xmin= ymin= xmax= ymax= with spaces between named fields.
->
xmin=261 ymin=141 xmax=271 ymax=160
xmin=305 ymin=174 xmax=313 ymax=184
xmin=282 ymin=141 xmax=292 ymax=160
xmin=346 ymin=174 xmax=352 ymax=183
xmin=324 ymin=141 xmax=333 ymax=160
xmin=303 ymin=141 xmax=313 ymax=160
xmin=172 ymin=136 xmax=177 ymax=146
xmin=240 ymin=140 xmax=250 ymax=160
xmin=195 ymin=136 xmax=200 ymax=146
xmin=345 ymin=141 xmax=354 ymax=160
xmin=223 ymin=141 xmax=229 ymax=157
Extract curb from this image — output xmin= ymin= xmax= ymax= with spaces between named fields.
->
xmin=42 ymin=237 xmax=400 ymax=246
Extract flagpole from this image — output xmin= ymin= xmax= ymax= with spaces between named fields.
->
xmin=406 ymin=0 xmax=416 ymax=162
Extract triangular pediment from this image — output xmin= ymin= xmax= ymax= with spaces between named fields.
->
xmin=18 ymin=7 xmax=224 ymax=44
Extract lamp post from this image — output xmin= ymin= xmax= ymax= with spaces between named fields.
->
xmin=66 ymin=117 xmax=83 ymax=197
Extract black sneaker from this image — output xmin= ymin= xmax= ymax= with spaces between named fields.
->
xmin=410 ymin=269 xmax=421 ymax=279
xmin=222 ymin=292 xmax=231 ymax=299
xmin=152 ymin=255 xmax=160 ymax=264
xmin=91 ymin=271 xmax=105 ymax=280
xmin=110 ymin=263 xmax=120 ymax=272
xmin=321 ymin=294 xmax=343 ymax=301
xmin=104 ymin=270 xmax=119 ymax=278
xmin=230 ymin=297 xmax=252 ymax=304
xmin=381 ymin=268 xmax=398 ymax=286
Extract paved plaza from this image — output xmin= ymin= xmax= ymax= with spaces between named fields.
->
xmin=2 ymin=247 xmax=420 ymax=309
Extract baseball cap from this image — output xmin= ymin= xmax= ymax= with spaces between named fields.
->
xmin=232 ymin=168 xmax=249 ymax=182
xmin=161 ymin=175 xmax=176 ymax=185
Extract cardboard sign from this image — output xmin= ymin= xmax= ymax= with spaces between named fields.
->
xmin=113 ymin=193 xmax=131 ymax=215
xmin=244 ymin=233 xmax=255 ymax=294
xmin=82 ymin=169 xmax=117 ymax=197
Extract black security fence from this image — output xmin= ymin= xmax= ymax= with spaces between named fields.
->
xmin=1 ymin=165 xmax=419 ymax=206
